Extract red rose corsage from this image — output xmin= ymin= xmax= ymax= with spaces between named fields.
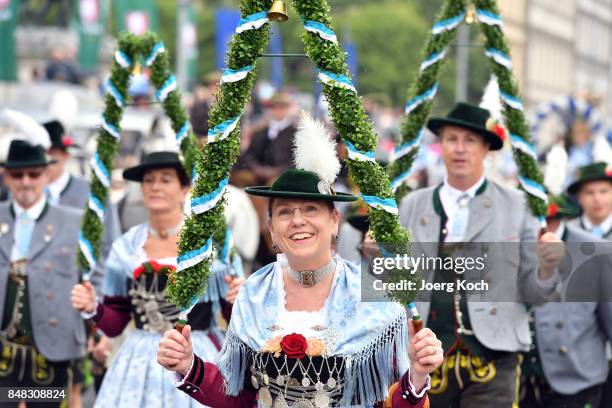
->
xmin=279 ymin=333 xmax=308 ymax=360
xmin=133 ymin=260 xmax=176 ymax=279
xmin=547 ymin=203 xmax=558 ymax=218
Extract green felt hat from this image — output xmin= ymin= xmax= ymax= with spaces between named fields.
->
xmin=43 ymin=120 xmax=79 ymax=150
xmin=428 ymin=102 xmax=505 ymax=150
xmin=245 ymin=169 xmax=357 ymax=202
xmin=566 ymin=162 xmax=612 ymax=195
xmin=547 ymin=194 xmax=581 ymax=220
xmin=0 ymin=140 xmax=56 ymax=169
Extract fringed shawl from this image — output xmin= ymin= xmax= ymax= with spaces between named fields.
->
xmin=217 ymin=255 xmax=409 ymax=407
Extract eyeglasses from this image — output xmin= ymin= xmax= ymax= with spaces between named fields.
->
xmin=6 ymin=170 xmax=44 ymax=180
xmin=273 ymin=204 xmax=323 ymax=221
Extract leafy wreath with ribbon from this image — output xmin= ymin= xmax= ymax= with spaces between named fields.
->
xmin=387 ymin=0 xmax=548 ymax=224
xmin=78 ymin=32 xmax=201 ymax=278
xmin=167 ymin=0 xmax=419 ymax=314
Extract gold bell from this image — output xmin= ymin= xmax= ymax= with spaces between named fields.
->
xmin=465 ymin=4 xmax=476 ymax=24
xmin=268 ymin=0 xmax=289 ymax=22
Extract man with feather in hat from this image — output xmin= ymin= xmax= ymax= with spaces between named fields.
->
xmin=0 ymin=111 xmax=102 ymax=407
xmin=399 ymin=102 xmax=565 ymax=408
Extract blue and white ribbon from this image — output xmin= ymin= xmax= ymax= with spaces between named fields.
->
xmin=318 ymin=70 xmax=357 ymax=93
xmin=106 ymin=80 xmax=125 ymax=108
xmin=344 ymin=140 xmax=375 ymax=162
xmin=476 ymin=9 xmax=503 ymax=28
xmin=432 ymin=13 xmax=465 ymax=35
xmin=191 ymin=177 xmax=229 ymax=215
xmin=90 ymin=153 xmax=111 ymax=188
xmin=484 ymin=48 xmax=512 ymax=69
xmin=361 ymin=194 xmax=399 ymax=215
xmin=304 ymin=20 xmax=338 ymax=43
xmin=177 ymin=238 xmax=213 ymax=272
xmin=510 ymin=134 xmax=537 ymax=160
xmin=407 ymin=302 xmax=420 ymax=318
xmin=192 ymin=169 xmax=200 ymax=184
xmin=420 ymin=50 xmax=446 ymax=72
xmin=390 ymin=169 xmax=414 ymax=193
xmin=518 ymin=175 xmax=548 ymax=202
xmin=175 ymin=121 xmax=190 ymax=146
xmin=156 ymin=75 xmax=177 ymax=102
xmin=88 ymin=194 xmax=106 ymax=222
xmin=178 ymin=294 xmax=201 ymax=318
xmin=392 ymin=128 xmax=424 ymax=162
xmin=220 ymin=228 xmax=233 ymax=265
xmin=221 ymin=66 xmax=253 ymax=84
xmin=146 ymin=42 xmax=166 ymax=67
xmin=79 ymin=232 xmax=97 ymax=271
xmin=405 ymin=83 xmax=439 ymax=115
xmin=235 ymin=11 xmax=269 ymax=33
xmin=208 ymin=116 xmax=240 ymax=143
xmin=114 ymin=50 xmax=132 ymax=68
xmin=101 ymin=116 xmax=120 ymax=140
xmin=500 ymin=91 xmax=524 ymax=111
xmin=538 ymin=216 xmax=547 ymax=228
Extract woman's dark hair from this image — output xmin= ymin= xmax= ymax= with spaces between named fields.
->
xmin=144 ymin=166 xmax=191 ymax=187
xmin=268 ymin=199 xmax=335 ymax=217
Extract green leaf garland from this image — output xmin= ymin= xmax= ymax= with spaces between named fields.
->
xmin=79 ymin=32 xmax=201 ymax=276
xmin=388 ymin=0 xmax=547 ymax=223
xmin=169 ymin=0 xmax=420 ymax=309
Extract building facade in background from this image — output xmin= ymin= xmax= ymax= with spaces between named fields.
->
xmin=499 ymin=0 xmax=612 ymax=115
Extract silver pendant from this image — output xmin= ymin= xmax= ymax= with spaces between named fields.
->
xmin=314 ymin=381 xmax=324 ymax=392
xmin=273 ymin=394 xmax=288 ymax=408
xmin=326 ymin=377 xmax=336 ymax=389
xmin=293 ymin=400 xmax=314 ymax=408
xmin=258 ymin=387 xmax=273 ymax=407
xmin=251 ymin=374 xmax=259 ymax=390
xmin=314 ymin=392 xmax=330 ymax=408
xmin=263 ymin=374 xmax=270 ymax=386
xmin=301 ymin=377 xmax=311 ymax=387
xmin=275 ymin=374 xmax=285 ymax=386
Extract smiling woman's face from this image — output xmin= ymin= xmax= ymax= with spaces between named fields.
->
xmin=268 ymin=198 xmax=339 ymax=268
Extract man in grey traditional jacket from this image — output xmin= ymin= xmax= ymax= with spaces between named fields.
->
xmin=399 ymin=103 xmax=564 ymax=408
xmin=0 ymin=138 xmax=102 ymax=407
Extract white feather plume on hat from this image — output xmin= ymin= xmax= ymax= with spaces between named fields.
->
xmin=293 ymin=111 xmax=341 ymax=184
xmin=0 ymin=108 xmax=51 ymax=149
xmin=479 ymin=75 xmax=503 ymax=121
xmin=593 ymin=135 xmax=612 ymax=165
xmin=48 ymin=89 xmax=78 ymax=130
xmin=544 ymin=143 xmax=568 ymax=195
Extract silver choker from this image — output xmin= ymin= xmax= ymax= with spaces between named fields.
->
xmin=287 ymin=259 xmax=336 ymax=287
xmin=148 ymin=222 xmax=183 ymax=240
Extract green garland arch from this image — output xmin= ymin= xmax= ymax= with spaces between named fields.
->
xmin=78 ymin=32 xmax=200 ymax=276
xmin=168 ymin=0 xmax=419 ymax=311
xmin=387 ymin=0 xmax=548 ymax=223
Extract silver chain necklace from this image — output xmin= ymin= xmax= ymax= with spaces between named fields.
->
xmin=287 ymin=259 xmax=336 ymax=287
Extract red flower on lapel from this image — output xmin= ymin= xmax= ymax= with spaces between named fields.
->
xmin=280 ymin=333 xmax=308 ymax=359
